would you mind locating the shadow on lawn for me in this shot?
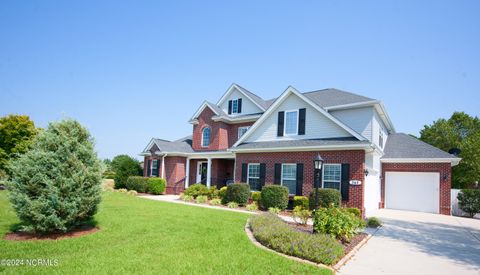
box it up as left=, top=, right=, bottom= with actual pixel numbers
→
left=377, top=217, right=480, bottom=268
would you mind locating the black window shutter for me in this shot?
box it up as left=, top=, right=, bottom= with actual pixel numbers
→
left=156, top=159, right=161, bottom=177
left=296, top=163, right=304, bottom=196
left=241, top=163, right=248, bottom=183
left=298, top=108, right=306, bottom=135
left=238, top=98, right=242, bottom=113
left=228, top=100, right=232, bottom=115
left=274, top=163, right=282, bottom=184
left=147, top=160, right=151, bottom=177
left=341, top=164, right=350, bottom=201
left=277, top=111, right=284, bottom=137
left=259, top=163, right=266, bottom=188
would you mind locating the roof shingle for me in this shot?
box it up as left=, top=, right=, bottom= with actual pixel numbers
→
left=382, top=133, right=456, bottom=159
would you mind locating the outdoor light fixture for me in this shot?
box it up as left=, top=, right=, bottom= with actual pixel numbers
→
left=313, top=154, right=324, bottom=215
left=364, top=169, right=369, bottom=177
left=443, top=172, right=449, bottom=181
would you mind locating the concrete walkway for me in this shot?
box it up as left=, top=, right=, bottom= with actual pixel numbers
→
left=339, top=209, right=480, bottom=275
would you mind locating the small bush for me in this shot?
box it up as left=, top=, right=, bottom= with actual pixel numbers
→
left=260, top=185, right=289, bottom=210
left=246, top=202, right=259, bottom=212
left=217, top=186, right=228, bottom=200
left=126, top=176, right=148, bottom=193
left=313, top=207, right=365, bottom=242
left=251, top=191, right=261, bottom=202
left=209, top=198, right=221, bottom=206
left=184, top=184, right=210, bottom=198
left=182, top=195, right=194, bottom=202
left=227, top=202, right=239, bottom=208
left=195, top=195, right=208, bottom=204
left=293, top=196, right=309, bottom=209
left=127, top=190, right=138, bottom=196
left=112, top=155, right=142, bottom=189
left=292, top=206, right=311, bottom=226
left=345, top=207, right=361, bottom=218
left=147, top=178, right=166, bottom=195
left=249, top=214, right=344, bottom=265
left=367, top=217, right=382, bottom=228
left=458, top=189, right=480, bottom=218
left=222, top=183, right=250, bottom=206
left=103, top=171, right=116, bottom=179
left=268, top=207, right=281, bottom=215
left=309, top=188, right=341, bottom=210
left=208, top=186, right=219, bottom=199
left=118, top=188, right=128, bottom=193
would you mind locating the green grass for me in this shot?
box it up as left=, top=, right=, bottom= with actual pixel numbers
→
left=0, top=191, right=331, bottom=274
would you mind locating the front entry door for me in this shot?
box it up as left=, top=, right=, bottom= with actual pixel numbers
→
left=197, top=162, right=208, bottom=185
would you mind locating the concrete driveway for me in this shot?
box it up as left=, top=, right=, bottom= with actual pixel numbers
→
left=339, top=209, right=480, bottom=275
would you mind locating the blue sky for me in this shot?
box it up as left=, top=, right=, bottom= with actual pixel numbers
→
left=1, top=1, right=479, bottom=160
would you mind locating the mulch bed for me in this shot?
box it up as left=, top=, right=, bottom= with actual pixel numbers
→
left=4, top=225, right=99, bottom=241
left=285, top=221, right=368, bottom=256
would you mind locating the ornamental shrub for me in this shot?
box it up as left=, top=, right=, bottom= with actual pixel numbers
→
left=195, top=195, right=208, bottom=204
left=313, top=206, right=365, bottom=242
left=181, top=195, right=194, bottom=202
left=127, top=190, right=138, bottom=196
left=222, top=183, right=250, bottom=206
left=126, top=176, right=148, bottom=193
left=7, top=119, right=102, bottom=234
left=292, top=206, right=311, bottom=226
left=309, top=188, right=341, bottom=210
left=367, top=217, right=382, bottom=228
left=251, top=191, right=261, bottom=202
left=227, top=201, right=239, bottom=208
left=209, top=198, right=221, bottom=206
left=293, top=196, right=309, bottom=209
left=345, top=207, right=362, bottom=218
left=268, top=207, right=281, bottom=215
left=246, top=202, right=259, bottom=211
left=249, top=214, right=344, bottom=265
left=260, top=185, right=289, bottom=210
left=217, top=186, right=228, bottom=200
left=458, top=189, right=480, bottom=217
left=184, top=183, right=210, bottom=198
left=147, top=178, right=166, bottom=195
left=111, top=155, right=142, bottom=189
left=208, top=186, right=218, bottom=199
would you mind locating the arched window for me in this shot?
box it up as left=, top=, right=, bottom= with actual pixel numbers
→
left=202, top=127, right=211, bottom=147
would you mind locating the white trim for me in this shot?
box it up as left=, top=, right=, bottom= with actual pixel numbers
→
left=161, top=154, right=167, bottom=179
left=284, top=109, right=299, bottom=136
left=232, top=98, right=240, bottom=114
left=189, top=101, right=220, bottom=122
left=185, top=158, right=190, bottom=188
left=212, top=114, right=261, bottom=124
left=233, top=86, right=367, bottom=147
left=206, top=158, right=212, bottom=188
left=381, top=158, right=461, bottom=166
left=230, top=143, right=372, bottom=153
left=238, top=126, right=250, bottom=140
left=281, top=163, right=297, bottom=195
left=324, top=100, right=380, bottom=111
left=216, top=83, right=266, bottom=112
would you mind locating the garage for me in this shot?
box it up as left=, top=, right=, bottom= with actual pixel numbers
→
left=385, top=172, right=440, bottom=214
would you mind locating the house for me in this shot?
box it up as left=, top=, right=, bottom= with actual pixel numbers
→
left=140, top=84, right=460, bottom=215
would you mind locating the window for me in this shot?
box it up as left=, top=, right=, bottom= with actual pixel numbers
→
left=201, top=127, right=210, bottom=147
left=238, top=126, right=250, bottom=139
left=284, top=110, right=298, bottom=135
left=232, top=99, right=239, bottom=114
left=281, top=164, right=297, bottom=195
left=323, top=164, right=341, bottom=190
left=247, top=163, right=261, bottom=191
left=151, top=159, right=159, bottom=177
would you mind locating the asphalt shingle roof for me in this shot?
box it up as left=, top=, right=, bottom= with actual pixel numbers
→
left=382, top=133, right=456, bottom=159
left=235, top=138, right=370, bottom=150
left=150, top=137, right=194, bottom=154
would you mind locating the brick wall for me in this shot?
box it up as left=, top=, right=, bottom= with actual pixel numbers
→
left=192, top=107, right=230, bottom=151
left=228, top=122, right=255, bottom=147
left=143, top=156, right=163, bottom=177
left=235, top=150, right=365, bottom=212
left=164, top=156, right=186, bottom=194
left=381, top=162, right=451, bottom=215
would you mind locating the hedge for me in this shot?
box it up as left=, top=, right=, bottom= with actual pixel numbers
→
left=250, top=214, right=344, bottom=265
left=260, top=185, right=289, bottom=210
left=293, top=196, right=309, bottom=209
left=147, top=178, right=166, bottom=195
left=309, top=188, right=341, bottom=210
left=184, top=183, right=210, bottom=198
left=222, top=183, right=250, bottom=206
left=126, top=176, right=148, bottom=193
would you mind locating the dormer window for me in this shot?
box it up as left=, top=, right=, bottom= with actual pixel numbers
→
left=202, top=127, right=211, bottom=147
left=228, top=98, right=242, bottom=115
left=284, top=110, right=299, bottom=136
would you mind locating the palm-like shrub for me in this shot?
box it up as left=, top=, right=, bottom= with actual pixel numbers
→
left=7, top=119, right=102, bottom=234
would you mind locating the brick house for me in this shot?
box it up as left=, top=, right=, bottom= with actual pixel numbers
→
left=140, top=84, right=460, bottom=215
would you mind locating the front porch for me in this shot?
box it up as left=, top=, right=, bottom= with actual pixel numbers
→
left=186, top=153, right=235, bottom=189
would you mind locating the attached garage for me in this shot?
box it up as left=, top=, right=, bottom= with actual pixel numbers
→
left=385, top=172, right=440, bottom=213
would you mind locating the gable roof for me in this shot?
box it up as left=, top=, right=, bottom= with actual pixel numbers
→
left=141, top=136, right=194, bottom=155
left=233, top=86, right=367, bottom=147
left=381, top=133, right=460, bottom=165
left=303, top=88, right=377, bottom=108
left=216, top=83, right=267, bottom=111
left=189, top=101, right=226, bottom=122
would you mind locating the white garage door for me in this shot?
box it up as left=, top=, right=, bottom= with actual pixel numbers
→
left=385, top=172, right=440, bottom=214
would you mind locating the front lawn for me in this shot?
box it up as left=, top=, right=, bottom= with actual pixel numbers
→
left=0, top=191, right=330, bottom=274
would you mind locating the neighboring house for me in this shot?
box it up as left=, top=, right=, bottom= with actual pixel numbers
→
left=140, top=84, right=460, bottom=215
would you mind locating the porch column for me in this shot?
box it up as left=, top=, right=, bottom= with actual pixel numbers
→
left=185, top=158, right=190, bottom=189
left=206, top=158, right=212, bottom=188
left=161, top=155, right=167, bottom=179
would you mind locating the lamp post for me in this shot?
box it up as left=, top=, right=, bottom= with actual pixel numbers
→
left=313, top=154, right=324, bottom=211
